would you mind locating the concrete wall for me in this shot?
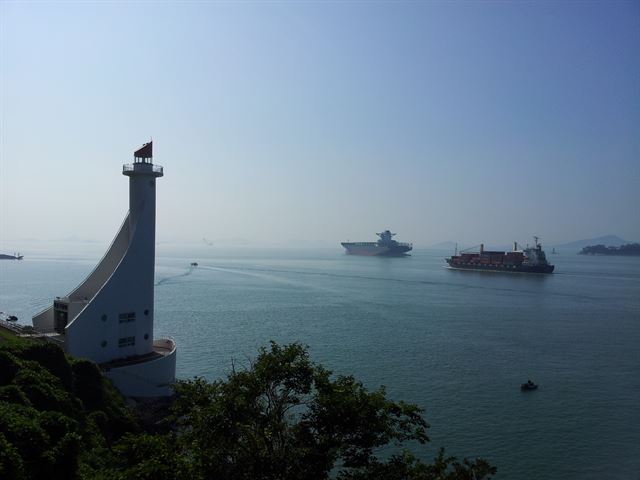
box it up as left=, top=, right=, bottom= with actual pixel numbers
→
left=105, top=338, right=177, bottom=397
left=65, top=169, right=158, bottom=364
left=32, top=215, right=130, bottom=332
left=68, top=215, right=131, bottom=301
left=32, top=308, right=54, bottom=331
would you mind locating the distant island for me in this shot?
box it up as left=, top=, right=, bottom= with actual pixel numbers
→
left=579, top=243, right=640, bottom=256
left=553, top=235, right=629, bottom=252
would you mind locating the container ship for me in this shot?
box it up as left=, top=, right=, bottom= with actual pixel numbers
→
left=341, top=230, right=412, bottom=256
left=446, top=237, right=554, bottom=273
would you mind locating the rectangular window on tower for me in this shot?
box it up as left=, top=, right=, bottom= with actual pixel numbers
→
left=118, top=312, right=136, bottom=323
left=118, top=336, right=136, bottom=348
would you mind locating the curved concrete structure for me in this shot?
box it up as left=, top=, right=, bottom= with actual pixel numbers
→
left=104, top=338, right=177, bottom=397
left=33, top=143, right=176, bottom=397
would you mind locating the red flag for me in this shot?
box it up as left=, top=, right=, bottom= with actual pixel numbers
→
left=134, top=141, right=152, bottom=159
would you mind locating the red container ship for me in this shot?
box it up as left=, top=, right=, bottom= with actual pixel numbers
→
left=446, top=237, right=554, bottom=274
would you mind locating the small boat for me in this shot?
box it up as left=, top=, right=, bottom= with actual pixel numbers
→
left=521, top=380, right=538, bottom=391
left=190, top=262, right=198, bottom=267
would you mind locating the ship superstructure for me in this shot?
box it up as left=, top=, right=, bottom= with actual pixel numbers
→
left=0, top=252, right=23, bottom=260
left=32, top=142, right=176, bottom=397
left=446, top=237, right=554, bottom=273
left=341, top=230, right=412, bottom=256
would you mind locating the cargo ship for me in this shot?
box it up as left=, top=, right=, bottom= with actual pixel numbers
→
left=341, top=230, right=412, bottom=256
left=446, top=237, right=554, bottom=273
left=0, top=252, right=23, bottom=260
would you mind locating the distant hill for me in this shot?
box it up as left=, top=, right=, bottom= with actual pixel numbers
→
left=552, top=235, right=630, bottom=252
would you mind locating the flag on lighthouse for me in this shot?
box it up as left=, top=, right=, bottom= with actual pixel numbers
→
left=134, top=141, right=153, bottom=160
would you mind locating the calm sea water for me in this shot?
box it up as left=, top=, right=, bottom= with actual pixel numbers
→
left=1, top=247, right=639, bottom=479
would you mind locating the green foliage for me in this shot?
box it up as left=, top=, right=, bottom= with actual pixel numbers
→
left=0, top=350, right=21, bottom=385
left=112, top=342, right=495, bottom=480
left=72, top=359, right=105, bottom=408
left=0, top=431, right=25, bottom=480
left=0, top=402, right=60, bottom=480
left=1, top=335, right=495, bottom=480
left=0, top=328, right=31, bottom=349
left=13, top=365, right=81, bottom=415
left=0, top=384, right=31, bottom=406
left=0, top=403, right=48, bottom=454
left=111, top=433, right=187, bottom=480
left=0, top=337, right=139, bottom=480
left=338, top=449, right=496, bottom=480
left=19, top=342, right=74, bottom=390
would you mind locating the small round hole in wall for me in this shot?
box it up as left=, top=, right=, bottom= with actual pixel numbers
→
left=144, top=333, right=149, bottom=340
left=101, top=314, right=107, bottom=322
left=101, top=340, right=107, bottom=347
left=144, top=309, right=149, bottom=316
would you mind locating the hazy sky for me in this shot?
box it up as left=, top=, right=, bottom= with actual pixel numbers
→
left=1, top=1, right=639, bottom=249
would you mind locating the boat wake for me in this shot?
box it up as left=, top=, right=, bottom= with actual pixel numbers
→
left=155, top=265, right=197, bottom=286
left=195, top=264, right=595, bottom=301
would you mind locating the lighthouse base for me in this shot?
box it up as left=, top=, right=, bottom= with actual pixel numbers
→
left=103, top=338, right=177, bottom=397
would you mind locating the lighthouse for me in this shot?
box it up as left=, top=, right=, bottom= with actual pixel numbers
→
left=33, top=142, right=176, bottom=397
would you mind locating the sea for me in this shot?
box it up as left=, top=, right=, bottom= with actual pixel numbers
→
left=1, top=246, right=639, bottom=479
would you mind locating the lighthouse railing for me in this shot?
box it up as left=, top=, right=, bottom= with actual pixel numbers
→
left=122, top=164, right=163, bottom=174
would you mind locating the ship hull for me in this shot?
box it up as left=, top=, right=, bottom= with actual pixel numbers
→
left=0, top=254, right=23, bottom=260
left=446, top=260, right=554, bottom=274
left=341, top=243, right=412, bottom=256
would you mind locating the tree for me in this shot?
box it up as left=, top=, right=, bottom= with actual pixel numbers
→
left=0, top=335, right=140, bottom=480
left=115, top=342, right=495, bottom=480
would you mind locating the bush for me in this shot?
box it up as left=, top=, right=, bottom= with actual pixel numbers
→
left=0, top=432, right=25, bottom=480
left=111, top=342, right=496, bottom=480
left=18, top=342, right=74, bottom=390
left=0, top=385, right=31, bottom=406
left=0, top=350, right=20, bottom=386
left=72, top=359, right=105, bottom=410
left=13, top=367, right=81, bottom=417
left=0, top=337, right=138, bottom=479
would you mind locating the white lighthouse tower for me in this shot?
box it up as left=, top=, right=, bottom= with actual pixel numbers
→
left=33, top=142, right=176, bottom=397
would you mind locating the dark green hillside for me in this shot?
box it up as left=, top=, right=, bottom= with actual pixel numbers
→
left=0, top=330, right=139, bottom=480
left=1, top=330, right=495, bottom=479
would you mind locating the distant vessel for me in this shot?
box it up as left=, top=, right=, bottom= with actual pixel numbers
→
left=0, top=312, right=18, bottom=322
left=521, top=380, right=538, bottom=391
left=446, top=237, right=554, bottom=274
left=552, top=248, right=558, bottom=254
left=0, top=252, right=23, bottom=260
left=341, top=230, right=412, bottom=256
